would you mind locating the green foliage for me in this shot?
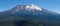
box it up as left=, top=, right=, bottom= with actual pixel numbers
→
left=0, top=23, right=15, bottom=26
left=27, top=19, right=43, bottom=26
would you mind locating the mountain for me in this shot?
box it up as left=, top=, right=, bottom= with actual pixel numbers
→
left=7, top=4, right=58, bottom=14
left=6, top=4, right=59, bottom=20
left=0, top=4, right=60, bottom=26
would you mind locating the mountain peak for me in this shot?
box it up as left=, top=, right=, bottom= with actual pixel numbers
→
left=8, top=4, right=43, bottom=14
left=15, top=4, right=42, bottom=11
left=26, top=4, right=42, bottom=11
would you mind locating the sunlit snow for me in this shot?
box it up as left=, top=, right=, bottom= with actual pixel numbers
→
left=13, top=4, right=42, bottom=14
left=26, top=4, right=42, bottom=11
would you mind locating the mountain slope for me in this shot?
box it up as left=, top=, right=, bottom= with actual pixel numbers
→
left=0, top=4, right=60, bottom=26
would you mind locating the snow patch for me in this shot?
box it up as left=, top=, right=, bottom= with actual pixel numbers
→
left=26, top=4, right=42, bottom=11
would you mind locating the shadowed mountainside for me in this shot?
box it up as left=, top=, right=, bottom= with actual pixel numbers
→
left=0, top=4, right=60, bottom=26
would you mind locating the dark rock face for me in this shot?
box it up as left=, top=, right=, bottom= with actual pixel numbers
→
left=14, top=20, right=44, bottom=26
left=14, top=20, right=28, bottom=26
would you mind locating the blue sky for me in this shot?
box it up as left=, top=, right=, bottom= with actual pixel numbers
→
left=0, top=0, right=60, bottom=13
